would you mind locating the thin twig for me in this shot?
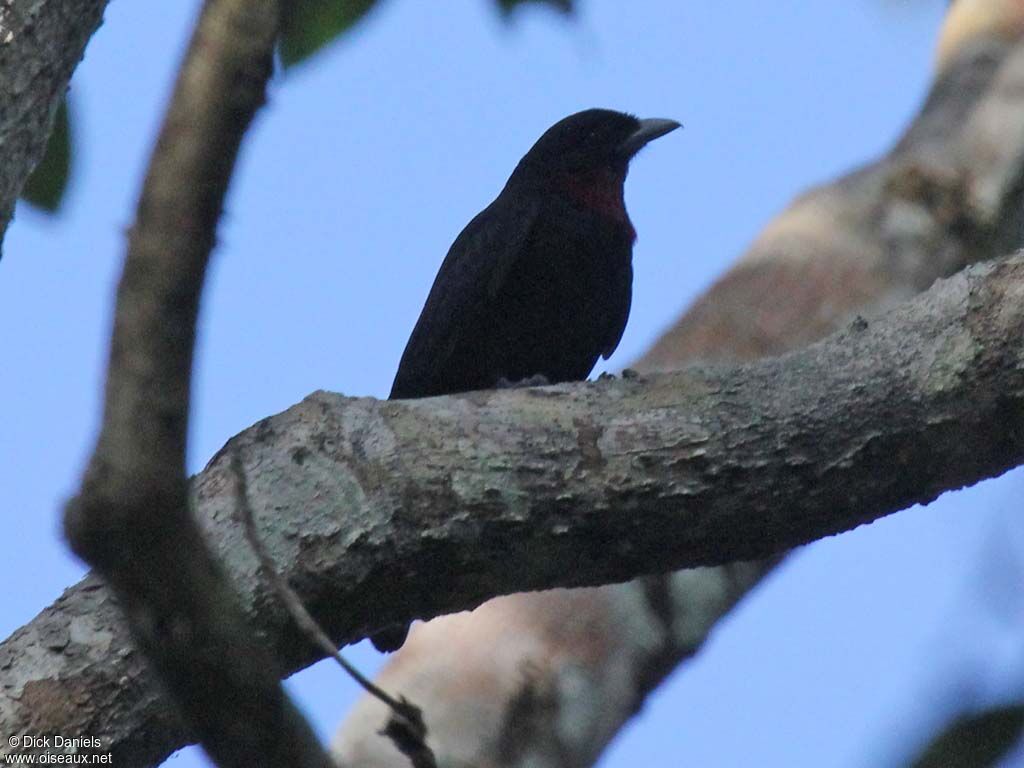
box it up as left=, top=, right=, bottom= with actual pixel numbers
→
left=230, top=447, right=436, bottom=768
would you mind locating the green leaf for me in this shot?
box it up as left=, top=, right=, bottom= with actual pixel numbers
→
left=496, top=0, right=575, bottom=16
left=280, top=0, right=378, bottom=68
left=22, top=96, right=72, bottom=213
left=912, top=705, right=1024, bottom=768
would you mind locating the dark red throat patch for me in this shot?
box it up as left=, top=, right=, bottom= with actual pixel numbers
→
left=557, top=167, right=636, bottom=242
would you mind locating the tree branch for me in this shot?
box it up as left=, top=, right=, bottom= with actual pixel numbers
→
left=0, top=0, right=108, bottom=247
left=7, top=243, right=1024, bottom=766
left=53, top=0, right=333, bottom=766
left=196, top=250, right=1024, bottom=633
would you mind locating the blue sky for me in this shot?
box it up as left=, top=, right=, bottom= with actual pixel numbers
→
left=2, top=1, right=1023, bottom=765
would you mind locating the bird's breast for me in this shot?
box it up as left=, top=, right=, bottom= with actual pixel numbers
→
left=480, top=203, right=633, bottom=383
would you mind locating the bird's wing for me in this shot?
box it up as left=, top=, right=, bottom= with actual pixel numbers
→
left=390, top=194, right=539, bottom=399
left=601, top=259, right=633, bottom=360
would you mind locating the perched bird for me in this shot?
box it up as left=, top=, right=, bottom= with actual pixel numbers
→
left=390, top=108, right=680, bottom=400
left=374, top=108, right=679, bottom=652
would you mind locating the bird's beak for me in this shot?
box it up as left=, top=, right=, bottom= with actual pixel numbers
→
left=620, top=118, right=682, bottom=157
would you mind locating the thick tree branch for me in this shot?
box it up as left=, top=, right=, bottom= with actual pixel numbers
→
left=0, top=0, right=108, bottom=247
left=199, top=250, right=1024, bottom=633
left=8, top=243, right=1024, bottom=765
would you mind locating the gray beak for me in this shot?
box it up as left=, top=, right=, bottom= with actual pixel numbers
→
left=620, top=117, right=682, bottom=157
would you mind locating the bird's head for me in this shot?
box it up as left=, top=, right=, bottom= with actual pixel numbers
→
left=510, top=109, right=681, bottom=186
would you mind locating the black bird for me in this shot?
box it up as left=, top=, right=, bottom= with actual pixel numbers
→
left=374, top=109, right=679, bottom=652
left=390, top=108, right=680, bottom=401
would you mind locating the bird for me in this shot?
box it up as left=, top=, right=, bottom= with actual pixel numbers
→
left=373, top=108, right=680, bottom=652
left=391, top=108, right=680, bottom=400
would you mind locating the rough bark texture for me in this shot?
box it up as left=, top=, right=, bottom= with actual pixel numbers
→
left=335, top=3, right=1024, bottom=765
left=176, top=256, right=1024, bottom=612
left=0, top=0, right=108, bottom=248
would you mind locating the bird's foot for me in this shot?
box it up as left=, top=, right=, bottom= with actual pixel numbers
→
left=496, top=374, right=551, bottom=389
